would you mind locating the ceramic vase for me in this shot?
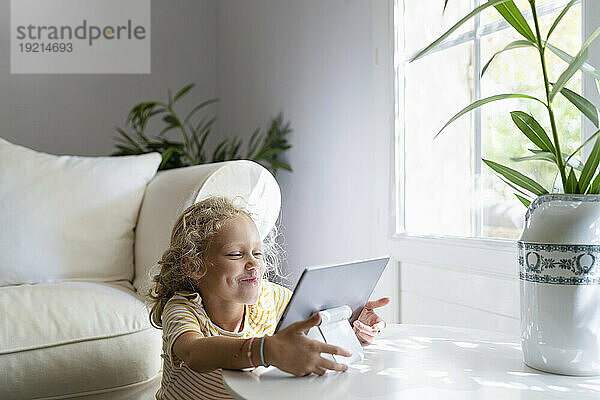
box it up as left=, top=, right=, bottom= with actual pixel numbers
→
left=519, top=194, right=600, bottom=375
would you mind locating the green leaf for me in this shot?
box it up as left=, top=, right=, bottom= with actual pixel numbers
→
left=227, top=138, right=242, bottom=160
left=579, top=133, right=600, bottom=193
left=515, top=194, right=531, bottom=208
left=560, top=87, right=599, bottom=127
left=193, top=117, right=215, bottom=159
left=483, top=159, right=549, bottom=196
left=126, top=102, right=144, bottom=124
left=481, top=40, right=535, bottom=77
left=194, top=116, right=217, bottom=134
left=511, top=152, right=556, bottom=164
left=269, top=158, right=292, bottom=172
left=497, top=174, right=535, bottom=198
left=159, top=148, right=176, bottom=170
left=546, top=43, right=600, bottom=81
left=443, top=0, right=449, bottom=13
left=115, top=128, right=143, bottom=152
left=158, top=125, right=179, bottom=136
left=211, top=140, right=228, bottom=162
left=436, top=94, right=544, bottom=138
left=114, top=144, right=141, bottom=155
left=173, top=84, right=194, bottom=102
left=249, top=114, right=292, bottom=171
left=159, top=138, right=184, bottom=148
left=524, top=149, right=584, bottom=171
left=566, top=129, right=600, bottom=166
left=565, top=168, right=578, bottom=193
left=493, top=1, right=536, bottom=42
left=163, top=114, right=179, bottom=126
left=550, top=26, right=600, bottom=100
left=410, top=0, right=512, bottom=62
left=247, top=128, right=262, bottom=158
left=510, top=111, right=555, bottom=152
left=133, top=128, right=152, bottom=146
left=127, top=102, right=158, bottom=127
left=146, top=109, right=166, bottom=121
left=589, top=173, right=600, bottom=194
left=550, top=48, right=589, bottom=101
left=184, top=98, right=219, bottom=124
left=546, top=0, right=577, bottom=41
left=254, top=147, right=281, bottom=160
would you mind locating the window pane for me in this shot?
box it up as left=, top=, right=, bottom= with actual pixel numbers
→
left=404, top=42, right=475, bottom=236
left=404, top=0, right=473, bottom=57
left=480, top=5, right=581, bottom=239
left=399, top=1, right=582, bottom=239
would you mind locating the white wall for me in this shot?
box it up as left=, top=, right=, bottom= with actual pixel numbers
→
left=395, top=240, right=521, bottom=336
left=0, top=0, right=217, bottom=156
left=216, top=0, right=398, bottom=323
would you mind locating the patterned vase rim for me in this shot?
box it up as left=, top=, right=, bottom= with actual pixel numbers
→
left=517, top=241, right=600, bottom=247
left=525, top=194, right=600, bottom=223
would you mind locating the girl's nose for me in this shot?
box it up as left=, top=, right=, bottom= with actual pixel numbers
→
left=245, top=262, right=258, bottom=273
left=245, top=254, right=260, bottom=269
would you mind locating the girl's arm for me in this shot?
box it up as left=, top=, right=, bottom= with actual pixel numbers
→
left=173, top=333, right=255, bottom=373
left=173, top=313, right=351, bottom=376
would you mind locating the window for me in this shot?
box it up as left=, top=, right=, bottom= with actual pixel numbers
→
left=395, top=0, right=584, bottom=240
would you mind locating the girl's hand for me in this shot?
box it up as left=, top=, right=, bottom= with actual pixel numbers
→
left=353, top=297, right=390, bottom=345
left=265, top=313, right=352, bottom=376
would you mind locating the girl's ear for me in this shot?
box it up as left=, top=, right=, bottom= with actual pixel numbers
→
left=180, top=256, right=205, bottom=280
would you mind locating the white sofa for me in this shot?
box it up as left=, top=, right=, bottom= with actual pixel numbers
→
left=0, top=138, right=281, bottom=400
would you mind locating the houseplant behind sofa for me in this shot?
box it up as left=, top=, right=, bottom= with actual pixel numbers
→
left=111, top=83, right=293, bottom=176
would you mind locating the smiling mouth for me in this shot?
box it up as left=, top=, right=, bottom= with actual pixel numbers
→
left=240, top=276, right=259, bottom=285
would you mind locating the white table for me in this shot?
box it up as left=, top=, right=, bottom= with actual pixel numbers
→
left=222, top=324, right=600, bottom=399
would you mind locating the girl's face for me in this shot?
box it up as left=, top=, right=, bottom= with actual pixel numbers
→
left=197, top=214, right=265, bottom=305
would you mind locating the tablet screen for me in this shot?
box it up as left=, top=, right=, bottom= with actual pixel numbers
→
left=275, top=256, right=389, bottom=332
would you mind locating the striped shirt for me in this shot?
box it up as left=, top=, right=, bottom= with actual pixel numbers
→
left=156, top=281, right=292, bottom=400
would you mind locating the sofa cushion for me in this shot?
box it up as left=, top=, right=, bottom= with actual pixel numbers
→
left=0, top=137, right=161, bottom=286
left=0, top=282, right=162, bottom=399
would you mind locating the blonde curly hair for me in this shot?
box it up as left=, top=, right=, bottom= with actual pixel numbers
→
left=147, top=196, right=285, bottom=328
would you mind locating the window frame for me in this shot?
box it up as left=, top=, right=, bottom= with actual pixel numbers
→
left=391, top=0, right=594, bottom=275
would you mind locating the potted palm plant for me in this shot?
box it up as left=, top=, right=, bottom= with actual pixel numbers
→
left=112, top=83, right=292, bottom=176
left=412, top=0, right=600, bottom=375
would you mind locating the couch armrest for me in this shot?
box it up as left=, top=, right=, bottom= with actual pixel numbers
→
left=133, top=160, right=281, bottom=294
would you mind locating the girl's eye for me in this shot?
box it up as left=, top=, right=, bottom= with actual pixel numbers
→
left=226, top=252, right=262, bottom=258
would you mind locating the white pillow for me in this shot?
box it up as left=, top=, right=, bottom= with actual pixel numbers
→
left=0, top=137, right=161, bottom=286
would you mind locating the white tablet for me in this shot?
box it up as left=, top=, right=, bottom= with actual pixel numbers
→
left=275, top=256, right=390, bottom=332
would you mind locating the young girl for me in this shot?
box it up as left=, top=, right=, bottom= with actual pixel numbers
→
left=148, top=196, right=389, bottom=400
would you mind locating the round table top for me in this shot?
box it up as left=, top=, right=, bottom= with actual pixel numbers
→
left=222, top=324, right=600, bottom=399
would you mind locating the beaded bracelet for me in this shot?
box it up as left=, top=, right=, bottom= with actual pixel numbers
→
left=259, top=335, right=269, bottom=367
left=247, top=337, right=256, bottom=368
left=234, top=338, right=250, bottom=359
